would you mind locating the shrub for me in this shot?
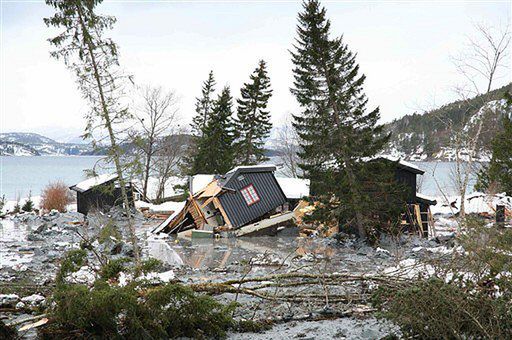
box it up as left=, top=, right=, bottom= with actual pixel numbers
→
left=0, top=320, right=17, bottom=340
left=41, top=282, right=236, bottom=339
left=99, top=258, right=130, bottom=281
left=22, top=191, right=34, bottom=212
left=0, top=195, right=5, bottom=214
left=374, top=219, right=512, bottom=339
left=97, top=220, right=122, bottom=244
left=140, top=258, right=163, bottom=274
left=40, top=181, right=73, bottom=213
left=55, top=249, right=88, bottom=285
left=374, top=278, right=512, bottom=339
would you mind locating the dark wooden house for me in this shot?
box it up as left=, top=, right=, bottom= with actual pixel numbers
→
left=70, top=174, right=135, bottom=215
left=156, top=165, right=289, bottom=234
left=378, top=156, right=437, bottom=237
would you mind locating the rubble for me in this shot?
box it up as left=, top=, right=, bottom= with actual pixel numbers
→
left=1, top=198, right=510, bottom=338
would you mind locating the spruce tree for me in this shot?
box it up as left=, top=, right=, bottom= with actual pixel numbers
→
left=192, top=86, right=235, bottom=174
left=290, top=0, right=390, bottom=239
left=476, top=93, right=512, bottom=195
left=234, top=60, right=273, bottom=165
left=191, top=71, right=216, bottom=137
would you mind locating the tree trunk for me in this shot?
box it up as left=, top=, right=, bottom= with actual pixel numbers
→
left=344, top=164, right=367, bottom=239
left=76, top=4, right=140, bottom=268
left=142, top=140, right=153, bottom=201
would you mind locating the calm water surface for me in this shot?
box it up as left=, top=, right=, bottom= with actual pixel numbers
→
left=0, top=157, right=475, bottom=200
left=0, top=156, right=104, bottom=199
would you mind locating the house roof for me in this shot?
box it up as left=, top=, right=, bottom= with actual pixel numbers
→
left=191, top=169, right=310, bottom=201
left=218, top=165, right=277, bottom=187
left=132, top=176, right=187, bottom=201
left=378, top=155, right=425, bottom=175
left=191, top=174, right=215, bottom=195
left=416, top=192, right=437, bottom=205
left=69, top=174, right=118, bottom=193
left=275, top=177, right=310, bottom=199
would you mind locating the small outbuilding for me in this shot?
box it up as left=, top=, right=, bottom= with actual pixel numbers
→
left=70, top=174, right=135, bottom=215
left=377, top=156, right=437, bottom=236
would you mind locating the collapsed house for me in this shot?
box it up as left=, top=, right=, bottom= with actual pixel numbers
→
left=70, top=174, right=136, bottom=215
left=154, top=165, right=310, bottom=237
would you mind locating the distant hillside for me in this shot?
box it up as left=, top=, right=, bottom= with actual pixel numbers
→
left=0, top=132, right=196, bottom=157
left=0, top=132, right=94, bottom=156
left=0, top=132, right=56, bottom=145
left=384, top=84, right=511, bottom=161
left=0, top=140, right=40, bottom=156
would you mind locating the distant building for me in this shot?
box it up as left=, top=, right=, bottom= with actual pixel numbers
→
left=70, top=174, right=135, bottom=215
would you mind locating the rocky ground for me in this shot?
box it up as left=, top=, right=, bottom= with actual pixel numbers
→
left=1, top=209, right=460, bottom=339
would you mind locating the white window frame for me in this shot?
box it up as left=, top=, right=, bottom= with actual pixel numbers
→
left=240, top=184, right=260, bottom=206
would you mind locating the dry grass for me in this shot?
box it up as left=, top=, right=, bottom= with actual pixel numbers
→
left=40, top=181, right=73, bottom=213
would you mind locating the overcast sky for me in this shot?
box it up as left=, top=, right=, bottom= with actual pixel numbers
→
left=1, top=0, right=510, bottom=142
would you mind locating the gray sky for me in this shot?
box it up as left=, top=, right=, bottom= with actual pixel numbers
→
left=1, top=0, right=510, bottom=142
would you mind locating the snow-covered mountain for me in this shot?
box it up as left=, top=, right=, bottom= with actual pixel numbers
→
left=0, top=141, right=40, bottom=156
left=384, top=84, right=511, bottom=161
left=0, top=132, right=94, bottom=156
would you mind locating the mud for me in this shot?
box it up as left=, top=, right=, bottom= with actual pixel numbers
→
left=1, top=210, right=455, bottom=339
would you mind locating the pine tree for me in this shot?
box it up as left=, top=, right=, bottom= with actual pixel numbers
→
left=234, top=60, right=273, bottom=165
left=476, top=92, right=512, bottom=195
left=191, top=71, right=216, bottom=137
left=45, top=0, right=140, bottom=265
left=183, top=72, right=217, bottom=174
left=192, top=86, right=235, bottom=174
left=290, top=0, right=390, bottom=239
left=22, top=191, right=34, bottom=212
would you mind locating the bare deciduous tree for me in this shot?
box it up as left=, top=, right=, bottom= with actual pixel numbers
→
left=133, top=86, right=179, bottom=201
left=275, top=117, right=301, bottom=178
left=452, top=23, right=510, bottom=96
left=153, top=133, right=188, bottom=202
left=447, top=22, right=510, bottom=221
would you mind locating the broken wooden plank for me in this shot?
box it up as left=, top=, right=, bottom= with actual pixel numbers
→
left=233, top=211, right=295, bottom=237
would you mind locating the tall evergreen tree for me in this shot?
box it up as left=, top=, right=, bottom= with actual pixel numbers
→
left=191, top=71, right=216, bottom=137
left=476, top=92, right=512, bottom=195
left=290, top=0, right=391, bottom=239
left=192, top=86, right=235, bottom=174
left=234, top=60, right=273, bottom=164
left=183, top=71, right=217, bottom=174
left=45, top=0, right=141, bottom=264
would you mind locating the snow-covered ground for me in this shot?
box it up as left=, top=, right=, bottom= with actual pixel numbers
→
left=431, top=192, right=512, bottom=216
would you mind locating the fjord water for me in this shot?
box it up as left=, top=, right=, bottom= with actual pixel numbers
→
left=0, top=156, right=104, bottom=200
left=0, top=156, right=476, bottom=200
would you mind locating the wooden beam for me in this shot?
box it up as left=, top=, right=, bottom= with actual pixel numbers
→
left=213, top=197, right=232, bottom=228
left=233, top=211, right=294, bottom=237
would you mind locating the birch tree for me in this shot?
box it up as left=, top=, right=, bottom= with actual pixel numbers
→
left=275, top=117, right=301, bottom=178
left=45, top=0, right=141, bottom=265
left=448, top=23, right=510, bottom=220
left=133, top=85, right=179, bottom=201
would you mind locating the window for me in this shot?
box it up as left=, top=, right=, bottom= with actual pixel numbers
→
left=240, top=184, right=260, bottom=206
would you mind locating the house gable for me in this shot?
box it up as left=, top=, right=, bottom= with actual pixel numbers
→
left=218, top=167, right=287, bottom=229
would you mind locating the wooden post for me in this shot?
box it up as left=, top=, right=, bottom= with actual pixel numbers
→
left=496, top=204, right=505, bottom=227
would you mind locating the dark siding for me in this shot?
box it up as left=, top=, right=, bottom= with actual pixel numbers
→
left=395, top=168, right=417, bottom=203
left=219, top=172, right=287, bottom=228
left=76, top=185, right=134, bottom=215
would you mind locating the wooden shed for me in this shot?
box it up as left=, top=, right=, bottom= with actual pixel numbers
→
left=377, top=156, right=437, bottom=237
left=70, top=174, right=135, bottom=215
